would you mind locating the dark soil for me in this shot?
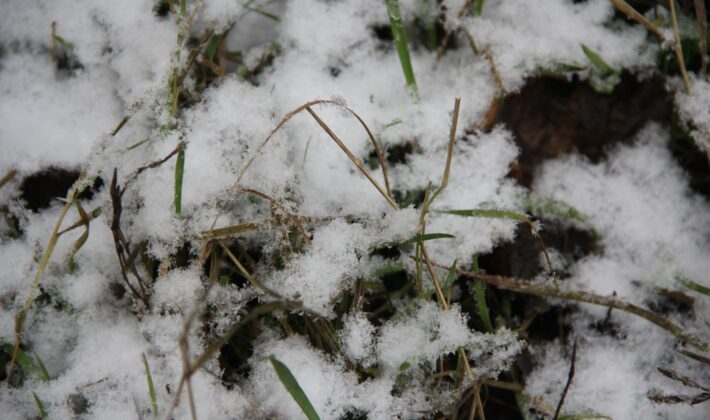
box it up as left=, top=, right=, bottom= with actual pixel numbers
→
left=495, top=73, right=671, bottom=187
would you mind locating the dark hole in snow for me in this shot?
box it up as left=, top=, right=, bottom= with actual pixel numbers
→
left=363, top=294, right=396, bottom=327
left=109, top=281, right=126, bottom=301
left=454, top=380, right=525, bottom=420
left=525, top=305, right=572, bottom=342
left=647, top=289, right=694, bottom=315
left=477, top=219, right=596, bottom=281
left=369, top=245, right=401, bottom=260
left=496, top=73, right=671, bottom=187
left=386, top=142, right=414, bottom=165
left=339, top=408, right=368, bottom=420
left=172, top=242, right=195, bottom=270
left=393, top=189, right=425, bottom=209
left=217, top=298, right=261, bottom=385
left=370, top=24, right=393, bottom=42
left=381, top=268, right=408, bottom=293
left=669, top=124, right=710, bottom=199
left=19, top=168, right=103, bottom=212
left=153, top=0, right=170, bottom=18
left=67, top=392, right=90, bottom=415
left=55, top=49, right=83, bottom=75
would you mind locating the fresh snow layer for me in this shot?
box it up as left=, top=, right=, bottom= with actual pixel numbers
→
left=1, top=1, right=708, bottom=419
left=534, top=124, right=710, bottom=303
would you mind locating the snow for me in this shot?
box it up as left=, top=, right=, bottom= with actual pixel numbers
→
left=1, top=0, right=709, bottom=419
left=377, top=301, right=522, bottom=375
left=675, top=75, right=710, bottom=151
left=445, top=0, right=657, bottom=91
left=533, top=124, right=710, bottom=302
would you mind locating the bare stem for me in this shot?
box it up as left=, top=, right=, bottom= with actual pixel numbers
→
left=435, top=262, right=708, bottom=351
left=668, top=0, right=693, bottom=93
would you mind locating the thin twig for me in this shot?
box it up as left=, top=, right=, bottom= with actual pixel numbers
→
left=431, top=97, right=461, bottom=203
left=434, top=0, right=477, bottom=66
left=0, top=169, right=17, bottom=190
left=8, top=172, right=85, bottom=383
left=187, top=301, right=303, bottom=375
left=474, top=384, right=486, bottom=420
left=234, top=99, right=396, bottom=208
left=677, top=349, right=710, bottom=365
left=553, top=339, right=578, bottom=420
left=217, top=240, right=284, bottom=299
left=694, top=0, right=707, bottom=73
left=657, top=367, right=710, bottom=392
left=430, top=261, right=708, bottom=351
left=421, top=243, right=449, bottom=310
left=305, top=106, right=398, bottom=209
left=122, top=144, right=182, bottom=193
left=240, top=188, right=312, bottom=245
left=164, top=242, right=219, bottom=420
left=416, top=183, right=433, bottom=295
left=668, top=0, right=693, bottom=94
left=110, top=116, right=130, bottom=137
left=609, top=0, right=666, bottom=39
left=481, top=379, right=525, bottom=392
left=110, top=170, right=150, bottom=306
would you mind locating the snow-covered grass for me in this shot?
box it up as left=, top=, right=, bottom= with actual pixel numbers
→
left=1, top=1, right=709, bottom=419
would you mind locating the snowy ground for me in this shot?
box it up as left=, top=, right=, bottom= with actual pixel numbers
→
left=1, top=1, right=709, bottom=419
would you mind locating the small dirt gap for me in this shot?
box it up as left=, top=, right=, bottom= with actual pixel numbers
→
left=495, top=73, right=671, bottom=187
left=19, top=167, right=103, bottom=212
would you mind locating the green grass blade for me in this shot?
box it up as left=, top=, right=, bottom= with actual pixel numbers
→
left=581, top=44, right=617, bottom=75
left=384, top=0, right=418, bottom=100
left=475, top=0, right=485, bottom=16
left=442, top=259, right=458, bottom=301
left=174, top=143, right=185, bottom=215
left=399, top=232, right=455, bottom=245
left=52, top=34, right=74, bottom=50
left=240, top=0, right=280, bottom=21
left=437, top=208, right=528, bottom=222
left=268, top=356, right=321, bottom=420
left=472, top=255, right=494, bottom=333
left=142, top=353, right=158, bottom=416
left=33, top=352, right=50, bottom=382
left=676, top=274, right=710, bottom=296
left=33, top=392, right=48, bottom=418
left=371, top=232, right=455, bottom=250
left=1, top=344, right=37, bottom=377
left=524, top=197, right=587, bottom=223
left=371, top=262, right=406, bottom=278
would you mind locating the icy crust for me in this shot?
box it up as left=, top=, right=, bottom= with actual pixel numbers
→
left=533, top=124, right=710, bottom=303
left=674, top=75, right=710, bottom=151
left=445, top=0, right=657, bottom=91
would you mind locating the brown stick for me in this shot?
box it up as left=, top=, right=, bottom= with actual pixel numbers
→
left=694, top=0, right=707, bottom=74
left=305, top=107, right=399, bottom=209
left=553, top=339, right=578, bottom=420
left=234, top=99, right=396, bottom=208
left=0, top=169, right=17, bottom=190
left=609, top=0, right=666, bottom=39
left=431, top=261, right=708, bottom=351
